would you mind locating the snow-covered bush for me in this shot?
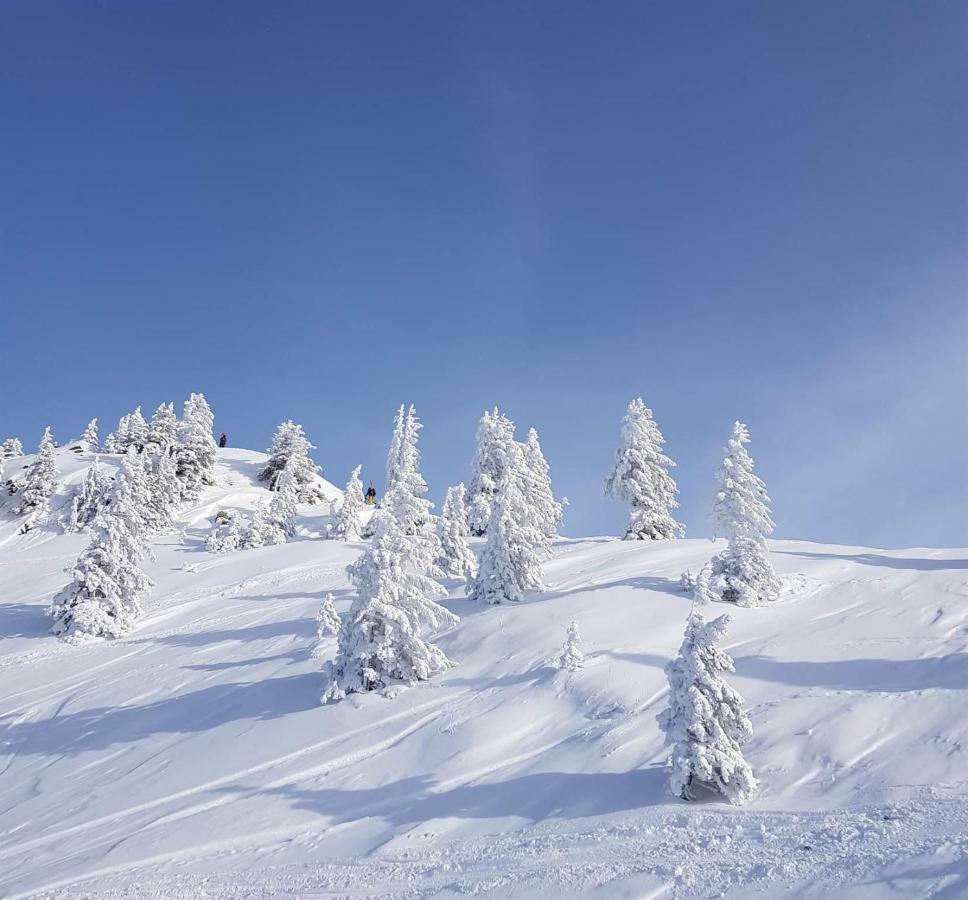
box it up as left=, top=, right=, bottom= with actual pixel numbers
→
left=311, top=592, right=341, bottom=658
left=50, top=458, right=154, bottom=641
left=321, top=511, right=458, bottom=702
left=658, top=567, right=758, bottom=804
left=679, top=569, right=696, bottom=592
left=1, top=437, right=24, bottom=459
left=706, top=421, right=780, bottom=607
left=604, top=398, right=684, bottom=541
left=466, top=407, right=516, bottom=536
left=16, top=427, right=58, bottom=529
left=174, top=393, right=217, bottom=502
left=557, top=620, right=584, bottom=671
left=332, top=465, right=364, bottom=541
left=206, top=510, right=243, bottom=553
left=64, top=457, right=110, bottom=534
left=259, top=420, right=325, bottom=503
left=436, top=484, right=476, bottom=579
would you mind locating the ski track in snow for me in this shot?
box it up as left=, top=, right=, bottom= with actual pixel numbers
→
left=0, top=447, right=966, bottom=898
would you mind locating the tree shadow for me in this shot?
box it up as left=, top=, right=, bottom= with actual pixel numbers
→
left=547, top=575, right=687, bottom=603
left=1, top=672, right=321, bottom=757
left=249, top=766, right=668, bottom=827
left=776, top=550, right=968, bottom=571
left=141, top=618, right=316, bottom=648
left=0, top=603, right=50, bottom=639
left=734, top=653, right=968, bottom=692
left=595, top=649, right=669, bottom=670
left=184, top=650, right=305, bottom=671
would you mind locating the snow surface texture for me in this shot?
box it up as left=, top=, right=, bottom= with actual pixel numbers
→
left=0, top=445, right=966, bottom=898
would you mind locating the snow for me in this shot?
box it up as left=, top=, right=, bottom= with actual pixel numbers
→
left=0, top=445, right=966, bottom=897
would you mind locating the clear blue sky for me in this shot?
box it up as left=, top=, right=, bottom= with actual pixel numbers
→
left=2, top=2, right=965, bottom=547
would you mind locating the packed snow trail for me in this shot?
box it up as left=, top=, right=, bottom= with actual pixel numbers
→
left=0, top=447, right=966, bottom=897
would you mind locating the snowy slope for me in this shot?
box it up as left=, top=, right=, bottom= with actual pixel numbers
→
left=0, top=445, right=966, bottom=898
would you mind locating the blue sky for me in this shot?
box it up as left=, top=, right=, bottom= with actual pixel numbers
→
left=2, top=2, right=965, bottom=547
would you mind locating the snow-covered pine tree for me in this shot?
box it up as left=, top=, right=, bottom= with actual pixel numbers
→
left=321, top=510, right=458, bottom=702
left=206, top=510, right=243, bottom=553
left=265, top=458, right=300, bottom=543
left=333, top=465, right=364, bottom=541
left=259, top=420, right=325, bottom=503
left=706, top=421, right=781, bottom=607
left=382, top=406, right=434, bottom=535
left=174, top=393, right=217, bottom=502
left=385, top=404, right=406, bottom=492
left=679, top=569, right=696, bottom=592
left=241, top=501, right=270, bottom=549
left=311, top=592, right=341, bottom=658
left=1, top=437, right=24, bottom=459
left=658, top=565, right=758, bottom=804
left=521, top=427, right=563, bottom=539
left=77, top=419, right=99, bottom=454
left=102, top=413, right=129, bottom=454
left=435, top=484, right=476, bottom=579
left=557, top=620, right=585, bottom=671
left=466, top=407, right=516, bottom=536
left=604, top=398, right=685, bottom=541
left=64, top=457, right=110, bottom=533
left=146, top=402, right=178, bottom=451
left=50, top=458, right=155, bottom=641
left=142, top=446, right=180, bottom=534
left=127, top=406, right=148, bottom=452
left=16, top=427, right=58, bottom=528
left=467, top=444, right=550, bottom=604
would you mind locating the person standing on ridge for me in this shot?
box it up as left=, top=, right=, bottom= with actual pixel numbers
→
left=219, top=432, right=227, bottom=448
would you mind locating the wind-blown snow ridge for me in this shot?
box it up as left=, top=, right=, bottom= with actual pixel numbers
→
left=0, top=445, right=965, bottom=898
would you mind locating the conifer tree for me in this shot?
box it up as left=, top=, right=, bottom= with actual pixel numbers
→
left=311, top=592, right=341, bottom=658
left=706, top=421, right=781, bottom=607
left=333, top=465, right=364, bottom=541
left=467, top=445, right=550, bottom=604
left=241, top=502, right=270, bottom=549
left=50, top=459, right=154, bottom=641
left=174, top=393, right=217, bottom=501
left=206, top=510, right=243, bottom=553
left=557, top=620, right=584, bottom=671
left=385, top=404, right=407, bottom=492
left=16, top=427, right=58, bottom=528
left=103, top=413, right=129, bottom=454
left=78, top=419, right=99, bottom=454
left=436, top=484, right=476, bottom=579
left=147, top=402, right=178, bottom=451
left=604, top=398, right=684, bottom=541
left=1, top=437, right=24, bottom=459
left=321, top=511, right=457, bottom=702
left=64, top=457, right=110, bottom=533
left=265, top=459, right=300, bottom=543
left=259, top=420, right=325, bottom=503
left=127, top=406, right=149, bottom=452
left=466, top=407, right=516, bottom=536
left=521, top=428, right=563, bottom=539
left=142, top=447, right=180, bottom=533
left=658, top=566, right=758, bottom=804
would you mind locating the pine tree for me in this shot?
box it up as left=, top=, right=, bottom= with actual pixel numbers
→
left=467, top=445, right=550, bottom=604
left=385, top=404, right=407, bottom=492
left=64, top=457, right=110, bottom=533
left=265, top=459, right=300, bottom=543
left=466, top=407, right=516, bottom=536
left=77, top=419, right=99, bottom=454
left=521, top=428, right=563, bottom=539
left=50, top=459, right=154, bottom=641
left=103, top=413, right=129, bottom=454
left=206, top=510, right=243, bottom=553
left=604, top=398, right=684, bottom=541
left=658, top=566, right=758, bottom=805
left=174, top=393, right=217, bottom=502
left=241, top=502, right=270, bottom=549
left=1, top=437, right=24, bottom=459
left=333, top=465, right=364, bottom=541
left=436, top=484, right=476, bottom=579
left=706, top=421, right=781, bottom=607
left=16, top=427, right=58, bottom=528
left=259, top=420, right=325, bottom=503
left=142, top=447, right=180, bottom=533
left=147, top=402, right=178, bottom=451
left=311, top=592, right=341, bottom=658
left=382, top=405, right=435, bottom=536
left=557, top=620, right=585, bottom=671
left=127, top=406, right=149, bottom=452
left=321, top=511, right=457, bottom=702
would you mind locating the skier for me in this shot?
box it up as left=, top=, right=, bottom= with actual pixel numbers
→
left=219, top=432, right=227, bottom=448
left=365, top=484, right=377, bottom=505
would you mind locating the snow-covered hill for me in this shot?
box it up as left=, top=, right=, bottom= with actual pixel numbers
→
left=1, top=445, right=966, bottom=898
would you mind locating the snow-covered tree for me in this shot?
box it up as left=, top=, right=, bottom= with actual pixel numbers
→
left=127, top=406, right=148, bottom=451
left=265, top=459, right=300, bottom=542
left=64, top=457, right=110, bottom=533
left=521, top=427, right=563, bottom=538
left=16, top=427, right=58, bottom=528
left=321, top=510, right=458, bottom=702
left=706, top=421, right=781, bottom=607
left=76, top=419, right=99, bottom=454
left=142, top=447, right=181, bottom=534
left=466, top=407, right=516, bottom=536
left=241, top=502, right=270, bottom=549
left=259, top=420, right=325, bottom=503
left=467, top=444, right=550, bottom=604
left=332, top=465, right=364, bottom=541
left=174, top=393, right=217, bottom=501
left=435, top=484, right=476, bottom=579
left=658, top=567, right=758, bottom=805
left=557, top=620, right=584, bottom=671
left=311, top=592, right=341, bottom=658
left=206, top=510, right=243, bottom=553
left=146, top=402, right=178, bottom=451
left=50, top=458, right=154, bottom=641
left=382, top=406, right=434, bottom=535
left=604, top=398, right=684, bottom=541
left=679, top=569, right=696, bottom=592
left=102, top=413, right=129, bottom=454
left=1, top=437, right=24, bottom=459
left=385, top=404, right=407, bottom=492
